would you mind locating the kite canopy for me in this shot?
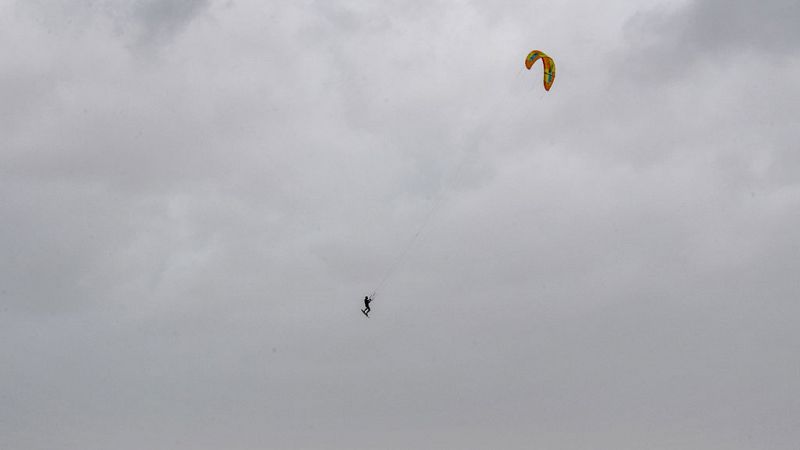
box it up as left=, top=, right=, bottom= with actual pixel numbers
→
left=525, top=50, right=556, bottom=91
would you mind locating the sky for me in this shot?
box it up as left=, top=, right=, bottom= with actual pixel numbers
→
left=1, top=0, right=799, bottom=448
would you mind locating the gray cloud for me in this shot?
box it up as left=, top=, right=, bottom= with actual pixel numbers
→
left=625, top=0, right=800, bottom=79
left=131, top=0, right=210, bottom=45
left=15, top=0, right=210, bottom=50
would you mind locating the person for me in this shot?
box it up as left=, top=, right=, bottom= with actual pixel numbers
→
left=361, top=295, right=373, bottom=317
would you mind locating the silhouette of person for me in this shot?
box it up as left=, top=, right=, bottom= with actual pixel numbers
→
left=362, top=296, right=372, bottom=317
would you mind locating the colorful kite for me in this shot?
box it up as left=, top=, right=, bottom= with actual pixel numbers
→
left=525, top=50, right=556, bottom=91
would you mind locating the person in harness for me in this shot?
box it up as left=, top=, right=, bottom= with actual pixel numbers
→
left=361, top=295, right=373, bottom=317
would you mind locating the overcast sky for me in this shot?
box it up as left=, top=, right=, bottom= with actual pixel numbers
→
left=2, top=0, right=799, bottom=448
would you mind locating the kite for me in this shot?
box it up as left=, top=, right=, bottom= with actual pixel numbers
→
left=525, top=50, right=556, bottom=91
